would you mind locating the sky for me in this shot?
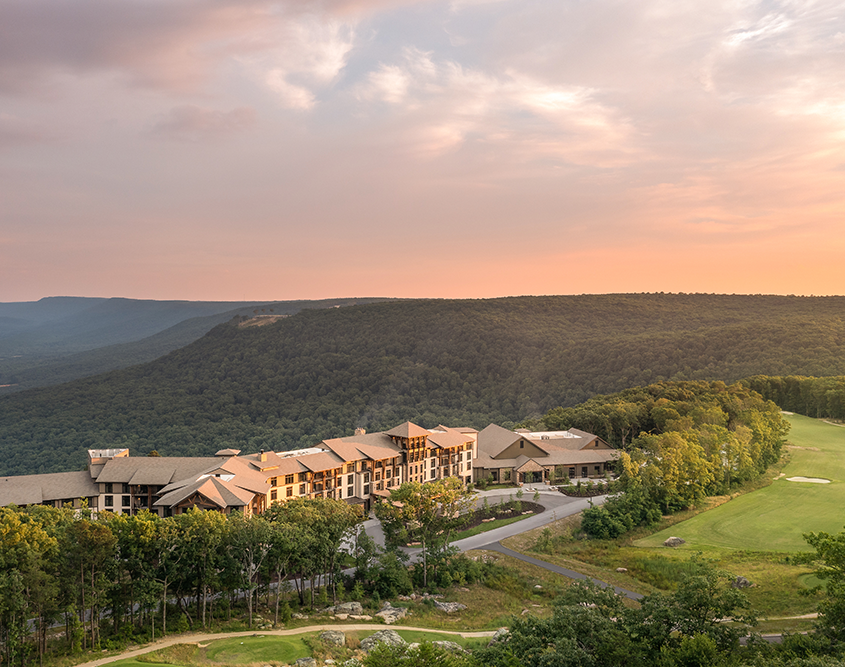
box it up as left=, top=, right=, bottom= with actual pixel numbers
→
left=1, top=0, right=844, bottom=302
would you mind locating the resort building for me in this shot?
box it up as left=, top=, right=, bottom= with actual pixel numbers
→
left=472, top=424, right=617, bottom=485
left=0, top=421, right=479, bottom=516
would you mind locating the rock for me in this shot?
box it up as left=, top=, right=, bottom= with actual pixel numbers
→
left=295, top=659, right=317, bottom=667
left=380, top=601, right=392, bottom=610
left=361, top=629, right=407, bottom=652
left=534, top=585, right=542, bottom=589
left=292, top=613, right=309, bottom=620
left=326, top=601, right=363, bottom=615
left=732, top=576, right=752, bottom=589
left=397, top=595, right=411, bottom=601
left=459, top=587, right=470, bottom=592
left=616, top=568, right=628, bottom=573
left=349, top=614, right=373, bottom=621
left=434, top=600, right=467, bottom=614
left=488, top=627, right=509, bottom=645
left=319, top=630, right=346, bottom=647
left=663, top=536, right=686, bottom=547
left=375, top=603, right=408, bottom=624
left=335, top=613, right=348, bottom=620
left=431, top=641, right=465, bottom=653
left=325, top=661, right=335, bottom=665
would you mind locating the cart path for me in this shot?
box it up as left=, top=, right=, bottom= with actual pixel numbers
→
left=73, top=624, right=498, bottom=667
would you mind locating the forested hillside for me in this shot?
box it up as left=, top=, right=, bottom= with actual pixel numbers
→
left=0, top=297, right=391, bottom=393
left=1, top=293, right=845, bottom=476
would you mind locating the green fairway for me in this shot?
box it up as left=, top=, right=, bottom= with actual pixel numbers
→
left=202, top=634, right=313, bottom=664
left=636, top=414, right=845, bottom=552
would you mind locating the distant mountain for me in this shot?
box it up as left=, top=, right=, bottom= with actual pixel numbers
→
left=1, top=293, right=844, bottom=476
left=0, top=297, right=392, bottom=393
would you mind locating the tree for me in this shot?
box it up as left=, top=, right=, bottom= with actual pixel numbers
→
left=375, top=478, right=473, bottom=587
left=225, top=513, right=271, bottom=628
left=801, top=528, right=845, bottom=641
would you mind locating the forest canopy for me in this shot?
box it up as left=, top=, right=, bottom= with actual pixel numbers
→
left=0, top=294, right=842, bottom=476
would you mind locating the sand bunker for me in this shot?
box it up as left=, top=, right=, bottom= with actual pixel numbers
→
left=786, top=476, right=831, bottom=484
left=781, top=411, right=795, bottom=415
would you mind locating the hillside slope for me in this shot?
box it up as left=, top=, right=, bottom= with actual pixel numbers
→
left=1, top=293, right=844, bottom=476
left=0, top=297, right=391, bottom=393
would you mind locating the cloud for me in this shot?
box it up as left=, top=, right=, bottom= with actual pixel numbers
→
left=241, top=17, right=356, bottom=110
left=149, top=106, right=256, bottom=142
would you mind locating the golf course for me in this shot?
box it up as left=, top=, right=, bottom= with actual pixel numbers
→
left=636, top=414, right=845, bottom=552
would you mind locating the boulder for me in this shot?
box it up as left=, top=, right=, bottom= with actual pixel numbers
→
left=488, top=627, right=509, bottom=645
left=361, top=629, right=407, bottom=652
left=434, top=600, right=467, bottom=614
left=732, top=576, right=752, bottom=589
left=663, top=536, right=685, bottom=548
left=319, top=630, right=346, bottom=647
left=375, top=602, right=408, bottom=624
left=432, top=641, right=465, bottom=653
left=616, top=568, right=628, bottom=573
left=294, top=659, right=317, bottom=667
left=326, top=601, right=363, bottom=615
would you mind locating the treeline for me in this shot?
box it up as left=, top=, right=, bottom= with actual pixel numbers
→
left=744, top=375, right=845, bottom=419
left=0, top=498, right=361, bottom=667
left=533, top=381, right=789, bottom=534
left=2, top=294, right=844, bottom=476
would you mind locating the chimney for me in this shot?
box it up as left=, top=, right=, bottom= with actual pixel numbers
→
left=260, top=449, right=267, bottom=462
left=354, top=427, right=366, bottom=436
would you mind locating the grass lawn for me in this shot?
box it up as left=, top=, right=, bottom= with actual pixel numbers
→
left=636, top=414, right=845, bottom=552
left=451, top=513, right=532, bottom=541
left=201, top=635, right=313, bottom=664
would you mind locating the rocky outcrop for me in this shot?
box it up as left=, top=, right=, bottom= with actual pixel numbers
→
left=434, top=600, right=467, bottom=614
left=663, top=536, right=685, bottom=547
left=319, top=630, right=346, bottom=647
left=294, top=659, right=317, bottom=667
left=732, top=576, right=752, bottom=589
left=360, top=629, right=407, bottom=652
left=324, top=601, right=363, bottom=615
left=375, top=601, right=409, bottom=624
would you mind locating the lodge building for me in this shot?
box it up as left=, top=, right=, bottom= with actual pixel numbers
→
left=0, top=421, right=615, bottom=516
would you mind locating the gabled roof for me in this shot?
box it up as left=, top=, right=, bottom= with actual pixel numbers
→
left=95, top=457, right=221, bottom=486
left=154, top=477, right=253, bottom=509
left=427, top=429, right=470, bottom=449
left=320, top=436, right=401, bottom=463
left=0, top=471, right=98, bottom=506
left=477, top=423, right=521, bottom=458
left=296, top=451, right=345, bottom=473
left=384, top=422, right=430, bottom=438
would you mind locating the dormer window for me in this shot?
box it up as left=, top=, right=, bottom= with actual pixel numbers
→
left=520, top=442, right=524, bottom=449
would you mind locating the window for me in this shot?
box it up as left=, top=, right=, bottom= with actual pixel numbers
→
left=285, top=474, right=294, bottom=485
left=270, top=489, right=277, bottom=500
left=271, top=477, right=278, bottom=487
left=467, top=462, right=472, bottom=470
left=569, top=467, right=575, bottom=478
left=286, top=486, right=293, bottom=497
left=122, top=495, right=130, bottom=507
left=363, top=484, right=370, bottom=495
left=104, top=483, right=113, bottom=493
left=346, top=463, right=354, bottom=473
left=298, top=472, right=308, bottom=482
left=431, top=459, right=435, bottom=468
left=519, top=442, right=524, bottom=449
left=348, top=475, right=354, bottom=485
left=465, top=452, right=471, bottom=461
left=299, top=483, right=306, bottom=494
left=581, top=467, right=588, bottom=478
left=364, top=472, right=370, bottom=483
left=347, top=486, right=354, bottom=497
left=104, top=495, right=113, bottom=507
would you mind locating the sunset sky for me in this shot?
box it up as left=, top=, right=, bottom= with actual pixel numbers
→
left=1, top=0, right=844, bottom=302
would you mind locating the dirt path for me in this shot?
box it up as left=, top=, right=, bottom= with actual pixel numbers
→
left=73, top=624, right=498, bottom=667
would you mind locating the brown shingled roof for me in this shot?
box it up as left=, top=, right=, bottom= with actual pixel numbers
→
left=384, top=422, right=430, bottom=438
